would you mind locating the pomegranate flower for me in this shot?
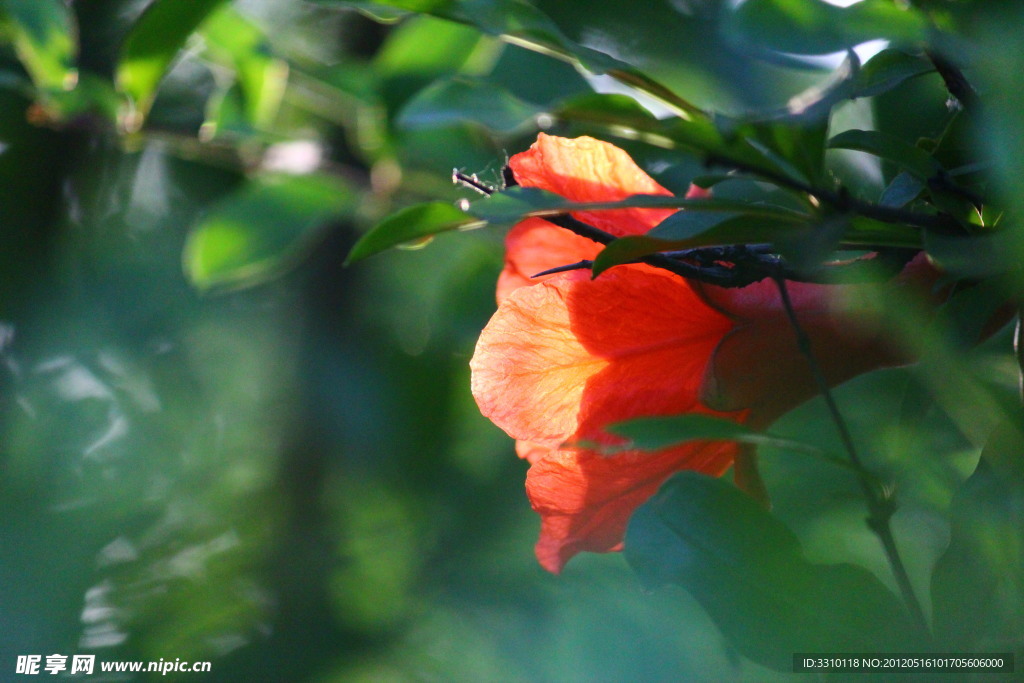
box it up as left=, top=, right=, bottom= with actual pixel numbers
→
left=470, top=134, right=933, bottom=573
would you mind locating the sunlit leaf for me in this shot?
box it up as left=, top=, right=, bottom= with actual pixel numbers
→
left=184, top=173, right=354, bottom=292
left=345, top=202, right=481, bottom=264
left=626, top=472, right=920, bottom=671
left=0, top=0, right=77, bottom=91
left=199, top=6, right=288, bottom=132
left=117, top=0, right=230, bottom=123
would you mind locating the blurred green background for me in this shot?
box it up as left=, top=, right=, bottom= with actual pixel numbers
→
left=1, top=0, right=1021, bottom=680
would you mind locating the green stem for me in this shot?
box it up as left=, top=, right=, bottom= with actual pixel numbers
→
left=771, top=274, right=931, bottom=637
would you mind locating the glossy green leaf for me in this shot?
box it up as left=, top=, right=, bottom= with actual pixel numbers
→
left=829, top=129, right=940, bottom=181
left=465, top=186, right=570, bottom=224
left=199, top=6, right=288, bottom=131
left=117, top=0, right=229, bottom=122
left=0, top=0, right=77, bottom=91
left=398, top=77, right=544, bottom=132
left=185, top=173, right=354, bottom=291
left=626, top=472, right=919, bottom=671
left=931, top=422, right=1024, bottom=650
left=345, top=202, right=482, bottom=264
left=727, top=0, right=928, bottom=56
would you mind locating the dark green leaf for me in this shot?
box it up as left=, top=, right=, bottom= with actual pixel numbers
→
left=879, top=172, right=925, bottom=208
left=117, top=0, right=230, bottom=122
left=398, top=78, right=544, bottom=133
left=592, top=213, right=810, bottom=276
left=855, top=49, right=932, bottom=99
left=828, top=129, right=940, bottom=181
left=184, top=173, right=354, bottom=291
left=727, top=0, right=928, bottom=56
left=931, top=422, right=1024, bottom=650
left=0, top=0, right=77, bottom=91
left=345, top=202, right=481, bottom=264
left=626, top=472, right=919, bottom=670
left=923, top=230, right=1018, bottom=280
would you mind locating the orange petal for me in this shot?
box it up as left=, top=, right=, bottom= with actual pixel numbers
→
left=471, top=266, right=737, bottom=449
left=496, top=218, right=602, bottom=304
left=509, top=133, right=675, bottom=237
left=695, top=254, right=942, bottom=424
left=528, top=441, right=736, bottom=573
left=515, top=439, right=551, bottom=464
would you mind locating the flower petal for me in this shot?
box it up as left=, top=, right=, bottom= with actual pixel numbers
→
left=528, top=441, right=736, bottom=573
left=496, top=218, right=602, bottom=303
left=471, top=266, right=738, bottom=449
left=509, top=133, right=675, bottom=237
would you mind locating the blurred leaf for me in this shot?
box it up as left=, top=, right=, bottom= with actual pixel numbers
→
left=345, top=202, right=481, bottom=264
left=880, top=171, right=925, bottom=208
left=931, top=422, right=1024, bottom=650
left=398, top=77, right=543, bottom=132
left=199, top=6, right=288, bottom=132
left=828, top=129, right=940, bottom=181
left=855, top=49, right=932, bottom=99
left=726, top=0, right=928, bottom=56
left=184, top=173, right=354, bottom=292
left=318, top=0, right=701, bottom=117
left=0, top=0, right=77, bottom=91
left=626, top=472, right=918, bottom=671
left=117, top=0, right=229, bottom=122
left=923, top=230, right=1019, bottom=280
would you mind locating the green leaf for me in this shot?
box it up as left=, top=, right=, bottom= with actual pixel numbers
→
left=345, top=202, right=482, bottom=264
left=199, top=6, right=288, bottom=132
left=464, top=186, right=571, bottom=224
left=626, top=472, right=919, bottom=671
left=117, top=0, right=230, bottom=123
left=0, top=0, right=77, bottom=91
left=398, top=77, right=544, bottom=133
left=727, top=0, right=928, bottom=56
left=318, top=0, right=701, bottom=118
left=606, top=414, right=860, bottom=473
left=828, top=129, right=940, bottom=181
left=184, top=173, right=354, bottom=292
left=923, top=230, right=1019, bottom=280
left=931, top=421, right=1024, bottom=651
left=879, top=171, right=925, bottom=208
left=855, top=49, right=933, bottom=99
left=592, top=213, right=810, bottom=276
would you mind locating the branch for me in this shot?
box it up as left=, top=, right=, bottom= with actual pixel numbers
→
left=703, top=155, right=964, bottom=234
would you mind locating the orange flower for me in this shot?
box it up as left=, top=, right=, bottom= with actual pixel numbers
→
left=470, top=133, right=932, bottom=573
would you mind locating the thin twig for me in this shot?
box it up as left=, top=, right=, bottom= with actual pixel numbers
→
left=704, top=154, right=962, bottom=234
left=771, top=274, right=930, bottom=636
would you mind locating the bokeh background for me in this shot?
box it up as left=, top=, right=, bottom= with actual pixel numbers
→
left=1, top=0, right=1021, bottom=680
